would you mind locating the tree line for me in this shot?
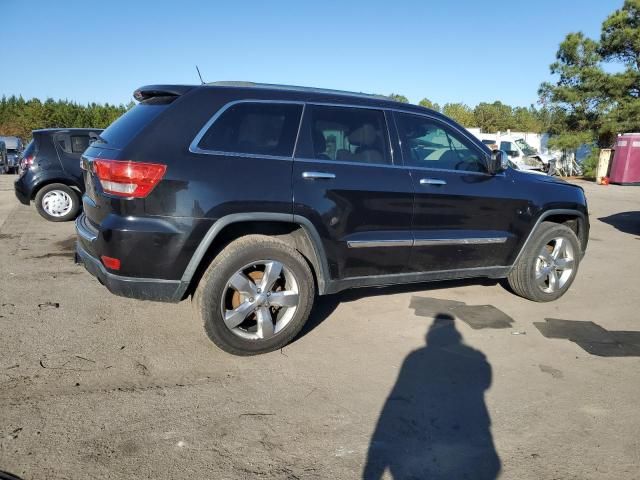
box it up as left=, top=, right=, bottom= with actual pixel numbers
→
left=1, top=90, right=554, bottom=144
left=0, top=95, right=133, bottom=141
left=387, top=94, right=554, bottom=134
left=2, top=0, right=637, bottom=174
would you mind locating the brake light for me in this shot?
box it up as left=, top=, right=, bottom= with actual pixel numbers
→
left=101, top=255, right=121, bottom=271
left=21, top=155, right=34, bottom=170
left=93, top=159, right=166, bottom=198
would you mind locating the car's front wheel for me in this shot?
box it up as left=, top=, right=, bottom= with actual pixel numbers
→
left=507, top=221, right=581, bottom=302
left=194, top=234, right=315, bottom=355
left=34, top=183, right=81, bottom=222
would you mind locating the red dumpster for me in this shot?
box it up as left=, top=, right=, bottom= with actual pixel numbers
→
left=610, top=133, right=640, bottom=185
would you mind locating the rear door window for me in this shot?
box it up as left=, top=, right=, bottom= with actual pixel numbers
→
left=196, top=102, right=303, bottom=157
left=71, top=135, right=90, bottom=153
left=55, top=134, right=72, bottom=153
left=302, top=105, right=391, bottom=165
left=54, top=133, right=94, bottom=155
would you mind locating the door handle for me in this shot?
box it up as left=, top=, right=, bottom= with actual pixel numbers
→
left=302, top=171, right=336, bottom=180
left=419, top=178, right=447, bottom=186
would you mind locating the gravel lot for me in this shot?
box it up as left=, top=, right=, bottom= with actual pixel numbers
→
left=1, top=174, right=639, bottom=479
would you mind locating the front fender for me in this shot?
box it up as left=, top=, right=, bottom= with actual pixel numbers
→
left=509, top=208, right=589, bottom=269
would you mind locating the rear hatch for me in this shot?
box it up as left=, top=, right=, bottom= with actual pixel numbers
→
left=81, top=88, right=190, bottom=227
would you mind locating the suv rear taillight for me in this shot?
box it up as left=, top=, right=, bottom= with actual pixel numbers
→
left=93, top=159, right=167, bottom=198
left=20, top=155, right=34, bottom=170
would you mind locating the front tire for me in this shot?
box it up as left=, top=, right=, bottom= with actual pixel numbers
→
left=34, top=183, right=81, bottom=222
left=507, top=222, right=581, bottom=302
left=194, top=234, right=315, bottom=355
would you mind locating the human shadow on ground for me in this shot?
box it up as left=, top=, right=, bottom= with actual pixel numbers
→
left=598, top=211, right=640, bottom=236
left=362, top=315, right=501, bottom=480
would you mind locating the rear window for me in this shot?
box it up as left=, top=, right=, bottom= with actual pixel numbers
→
left=96, top=96, right=173, bottom=149
left=196, top=102, right=303, bottom=157
left=71, top=135, right=91, bottom=153
left=22, top=139, right=37, bottom=158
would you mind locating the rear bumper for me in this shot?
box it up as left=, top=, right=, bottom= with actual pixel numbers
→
left=75, top=233, right=185, bottom=303
left=14, top=178, right=30, bottom=205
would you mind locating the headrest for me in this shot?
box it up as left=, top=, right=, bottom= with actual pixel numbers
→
left=348, top=124, right=378, bottom=146
left=313, top=130, right=327, bottom=153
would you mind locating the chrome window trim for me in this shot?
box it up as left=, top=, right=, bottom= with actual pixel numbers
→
left=295, top=157, right=405, bottom=170
left=292, top=103, right=306, bottom=158
left=188, top=99, right=305, bottom=159
left=189, top=98, right=490, bottom=171
left=405, top=165, right=506, bottom=177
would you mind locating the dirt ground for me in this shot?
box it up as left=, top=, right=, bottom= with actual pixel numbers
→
left=1, top=174, right=639, bottom=479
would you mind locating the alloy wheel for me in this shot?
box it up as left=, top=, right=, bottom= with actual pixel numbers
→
left=534, top=237, right=575, bottom=293
left=220, top=260, right=300, bottom=341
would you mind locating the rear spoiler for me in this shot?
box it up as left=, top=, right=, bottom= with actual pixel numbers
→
left=133, top=85, right=195, bottom=102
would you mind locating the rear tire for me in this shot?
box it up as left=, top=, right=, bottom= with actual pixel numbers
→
left=507, top=222, right=581, bottom=302
left=34, top=183, right=81, bottom=222
left=194, top=234, right=315, bottom=355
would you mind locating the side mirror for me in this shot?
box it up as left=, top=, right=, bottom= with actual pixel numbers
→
left=508, top=150, right=519, bottom=157
left=488, top=150, right=509, bottom=174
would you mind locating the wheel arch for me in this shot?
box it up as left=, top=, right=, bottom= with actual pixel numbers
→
left=178, top=213, right=330, bottom=300
left=510, top=209, right=588, bottom=270
left=31, top=177, right=83, bottom=200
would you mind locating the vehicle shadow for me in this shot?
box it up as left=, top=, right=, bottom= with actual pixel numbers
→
left=598, top=211, right=640, bottom=236
left=362, top=315, right=501, bottom=479
left=297, top=278, right=500, bottom=339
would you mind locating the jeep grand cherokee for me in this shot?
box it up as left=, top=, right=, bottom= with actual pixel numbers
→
left=75, top=82, right=589, bottom=355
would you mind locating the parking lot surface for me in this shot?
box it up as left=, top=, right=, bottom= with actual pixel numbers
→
left=1, top=174, right=639, bottom=479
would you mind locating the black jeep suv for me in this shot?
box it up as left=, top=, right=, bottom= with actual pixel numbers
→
left=15, top=128, right=102, bottom=221
left=75, top=82, right=589, bottom=355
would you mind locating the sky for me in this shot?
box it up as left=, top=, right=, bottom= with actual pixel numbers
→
left=0, top=0, right=622, bottom=108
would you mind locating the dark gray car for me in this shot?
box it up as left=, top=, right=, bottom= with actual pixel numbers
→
left=0, top=140, right=7, bottom=173
left=0, top=136, right=23, bottom=173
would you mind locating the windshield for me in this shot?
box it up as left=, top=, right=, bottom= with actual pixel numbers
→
left=515, top=139, right=538, bottom=156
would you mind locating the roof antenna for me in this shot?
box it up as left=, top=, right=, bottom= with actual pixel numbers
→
left=195, top=65, right=205, bottom=85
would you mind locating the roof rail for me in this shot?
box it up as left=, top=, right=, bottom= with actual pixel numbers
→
left=205, top=81, right=390, bottom=101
